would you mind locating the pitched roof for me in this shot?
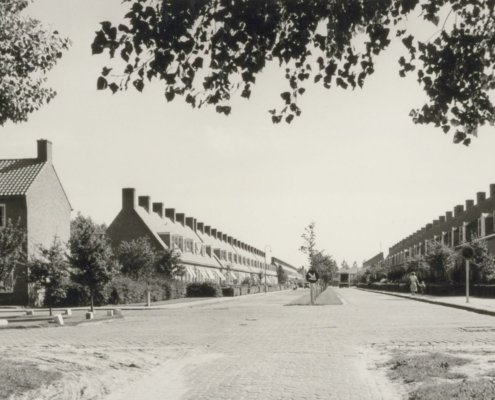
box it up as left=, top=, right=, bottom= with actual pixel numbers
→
left=0, top=159, right=46, bottom=196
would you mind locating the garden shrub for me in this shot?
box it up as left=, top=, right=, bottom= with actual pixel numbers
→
left=163, top=279, right=187, bottom=300
left=186, top=282, right=222, bottom=297
left=222, top=287, right=235, bottom=297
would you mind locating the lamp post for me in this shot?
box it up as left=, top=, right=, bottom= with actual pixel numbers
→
left=462, top=245, right=474, bottom=304
left=264, top=245, right=272, bottom=294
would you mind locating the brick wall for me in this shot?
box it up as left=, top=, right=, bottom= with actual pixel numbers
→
left=26, top=164, right=71, bottom=254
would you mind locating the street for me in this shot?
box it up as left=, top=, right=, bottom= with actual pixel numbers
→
left=2, top=288, right=495, bottom=400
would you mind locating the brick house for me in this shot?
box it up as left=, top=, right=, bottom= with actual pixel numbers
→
left=371, top=184, right=495, bottom=270
left=0, top=140, right=71, bottom=305
left=107, top=188, right=281, bottom=285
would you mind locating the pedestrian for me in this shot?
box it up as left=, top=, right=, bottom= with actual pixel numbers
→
left=409, top=272, right=419, bottom=295
left=419, top=281, right=426, bottom=294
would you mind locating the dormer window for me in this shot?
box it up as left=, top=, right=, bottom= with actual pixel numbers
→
left=0, top=204, right=5, bottom=228
left=172, top=235, right=184, bottom=251
left=185, top=239, right=194, bottom=253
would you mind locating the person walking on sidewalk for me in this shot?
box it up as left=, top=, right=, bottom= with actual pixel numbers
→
left=409, top=272, right=420, bottom=295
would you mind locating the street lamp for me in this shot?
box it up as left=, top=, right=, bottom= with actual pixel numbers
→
left=462, top=244, right=475, bottom=303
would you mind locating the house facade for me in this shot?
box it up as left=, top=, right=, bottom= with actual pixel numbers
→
left=107, top=188, right=299, bottom=285
left=0, top=140, right=71, bottom=305
left=369, top=183, right=495, bottom=270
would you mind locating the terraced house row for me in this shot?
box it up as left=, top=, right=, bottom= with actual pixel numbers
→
left=378, top=184, right=495, bottom=268
left=107, top=188, right=300, bottom=285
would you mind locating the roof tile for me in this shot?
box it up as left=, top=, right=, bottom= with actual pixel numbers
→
left=0, top=159, right=45, bottom=196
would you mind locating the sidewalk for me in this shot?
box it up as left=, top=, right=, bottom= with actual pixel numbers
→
left=0, top=289, right=287, bottom=316
left=358, top=288, right=495, bottom=317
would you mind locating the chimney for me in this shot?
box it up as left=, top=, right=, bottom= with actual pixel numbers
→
left=122, top=188, right=135, bottom=210
left=432, top=219, right=439, bottom=227
left=193, top=218, right=197, bottom=232
left=446, top=211, right=453, bottom=220
left=426, top=223, right=433, bottom=230
left=477, top=192, right=486, bottom=204
left=197, top=222, right=204, bottom=233
left=138, top=196, right=150, bottom=212
left=439, top=216, right=446, bottom=223
left=165, top=208, right=176, bottom=223
left=490, top=184, right=495, bottom=198
left=454, top=205, right=464, bottom=217
left=152, top=202, right=164, bottom=217
left=37, top=139, right=52, bottom=162
left=466, top=199, right=474, bottom=210
left=227, top=236, right=233, bottom=245
left=205, top=225, right=211, bottom=235
left=217, top=231, right=223, bottom=240
left=211, top=228, right=217, bottom=237
left=176, top=213, right=185, bottom=225
left=186, top=217, right=194, bottom=230
left=222, top=233, right=228, bottom=242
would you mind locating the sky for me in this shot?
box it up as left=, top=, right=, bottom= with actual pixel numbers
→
left=1, top=0, right=494, bottom=269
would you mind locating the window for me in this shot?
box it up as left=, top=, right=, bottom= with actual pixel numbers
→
left=185, top=239, right=194, bottom=253
left=0, top=204, right=5, bottom=228
left=172, top=235, right=184, bottom=251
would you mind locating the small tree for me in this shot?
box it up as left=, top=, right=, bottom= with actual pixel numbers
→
left=424, top=240, right=454, bottom=283
left=117, top=237, right=157, bottom=306
left=447, top=236, right=495, bottom=285
left=155, top=248, right=184, bottom=280
left=312, top=251, right=338, bottom=287
left=276, top=265, right=288, bottom=285
left=28, top=238, right=69, bottom=316
left=0, top=218, right=26, bottom=291
left=68, top=214, right=116, bottom=312
left=405, top=255, right=431, bottom=283
left=300, top=222, right=317, bottom=269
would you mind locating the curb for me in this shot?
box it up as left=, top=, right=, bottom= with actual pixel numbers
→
left=357, top=288, right=495, bottom=317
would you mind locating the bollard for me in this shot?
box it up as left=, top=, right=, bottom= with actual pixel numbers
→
left=0, top=319, right=8, bottom=326
left=85, top=312, right=94, bottom=320
left=26, top=310, right=34, bottom=316
left=106, top=310, right=114, bottom=317
left=53, top=314, right=64, bottom=326
left=64, top=309, right=72, bottom=316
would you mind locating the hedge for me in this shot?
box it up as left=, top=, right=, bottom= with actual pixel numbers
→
left=186, top=282, right=222, bottom=297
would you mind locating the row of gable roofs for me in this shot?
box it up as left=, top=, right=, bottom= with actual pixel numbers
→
left=131, top=192, right=276, bottom=277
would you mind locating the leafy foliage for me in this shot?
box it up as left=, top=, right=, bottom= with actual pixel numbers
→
left=300, top=221, right=317, bottom=268
left=186, top=281, right=222, bottom=297
left=0, top=0, right=69, bottom=126
left=117, top=237, right=156, bottom=281
left=312, top=251, right=338, bottom=286
left=0, top=218, right=26, bottom=290
left=27, top=237, right=70, bottom=315
left=155, top=247, right=184, bottom=279
left=68, top=214, right=116, bottom=311
left=424, top=240, right=454, bottom=283
left=276, top=265, right=288, bottom=284
left=92, top=0, right=495, bottom=144
left=447, top=236, right=495, bottom=284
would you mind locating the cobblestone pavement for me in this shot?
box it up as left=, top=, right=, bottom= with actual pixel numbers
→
left=2, top=288, right=495, bottom=400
